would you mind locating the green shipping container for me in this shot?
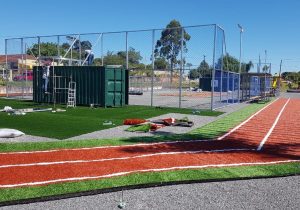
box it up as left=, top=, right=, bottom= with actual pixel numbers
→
left=33, top=66, right=128, bottom=107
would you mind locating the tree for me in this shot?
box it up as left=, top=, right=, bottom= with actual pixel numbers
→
left=66, top=36, right=92, bottom=52
left=219, top=53, right=253, bottom=73
left=221, top=53, right=240, bottom=72
left=242, top=61, right=254, bottom=73
left=102, top=48, right=143, bottom=68
left=103, top=51, right=124, bottom=65
left=197, top=59, right=210, bottom=77
left=188, top=69, right=200, bottom=80
left=27, top=42, right=61, bottom=57
left=154, top=57, right=168, bottom=69
left=116, top=47, right=143, bottom=67
left=262, top=65, right=269, bottom=73
left=154, top=20, right=191, bottom=83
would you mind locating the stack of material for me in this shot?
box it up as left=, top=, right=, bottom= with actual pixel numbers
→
left=124, top=117, right=194, bottom=132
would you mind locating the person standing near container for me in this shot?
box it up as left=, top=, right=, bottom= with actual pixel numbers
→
left=84, top=49, right=94, bottom=66
left=42, top=62, right=50, bottom=93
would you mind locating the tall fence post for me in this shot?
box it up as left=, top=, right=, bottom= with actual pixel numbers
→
left=232, top=73, right=234, bottom=102
left=101, top=33, right=104, bottom=66
left=126, top=32, right=128, bottom=70
left=179, top=27, right=184, bottom=108
left=79, top=34, right=81, bottom=66
left=211, top=24, right=217, bottom=110
left=5, top=39, right=9, bottom=97
left=220, top=27, right=224, bottom=104
left=227, top=71, right=229, bottom=104
left=21, top=38, right=24, bottom=99
left=57, top=35, right=60, bottom=58
left=151, top=29, right=155, bottom=107
left=38, top=36, right=41, bottom=66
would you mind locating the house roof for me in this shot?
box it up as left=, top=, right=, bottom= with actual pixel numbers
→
left=0, top=54, right=36, bottom=63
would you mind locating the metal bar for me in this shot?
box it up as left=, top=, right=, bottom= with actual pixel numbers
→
left=61, top=35, right=79, bottom=62
left=227, top=71, right=229, bottom=104
left=220, top=27, right=223, bottom=103
left=21, top=38, right=24, bottom=99
left=232, top=73, right=234, bottom=102
left=179, top=27, right=184, bottom=108
left=151, top=29, right=155, bottom=107
left=82, top=33, right=102, bottom=66
left=126, top=32, right=128, bottom=69
left=238, top=28, right=242, bottom=103
left=5, top=39, right=9, bottom=97
left=79, top=34, right=81, bottom=66
left=211, top=24, right=217, bottom=110
left=101, top=33, right=104, bottom=66
left=38, top=36, right=41, bottom=65
left=6, top=24, right=217, bottom=40
left=25, top=44, right=27, bottom=82
left=57, top=35, right=60, bottom=58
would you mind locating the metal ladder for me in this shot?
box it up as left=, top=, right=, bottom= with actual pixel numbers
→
left=67, top=81, right=76, bottom=108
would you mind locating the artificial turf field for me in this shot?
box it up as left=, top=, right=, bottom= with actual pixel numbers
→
left=0, top=98, right=222, bottom=139
left=0, top=97, right=299, bottom=205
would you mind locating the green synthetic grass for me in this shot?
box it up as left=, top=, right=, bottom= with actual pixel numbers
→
left=0, top=98, right=222, bottom=139
left=1, top=98, right=298, bottom=204
left=0, top=100, right=269, bottom=152
left=0, top=162, right=299, bottom=204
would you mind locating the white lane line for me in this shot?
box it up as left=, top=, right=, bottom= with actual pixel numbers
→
left=0, top=139, right=214, bottom=155
left=0, top=148, right=252, bottom=168
left=217, top=98, right=280, bottom=140
left=257, top=98, right=291, bottom=151
left=0, top=159, right=298, bottom=188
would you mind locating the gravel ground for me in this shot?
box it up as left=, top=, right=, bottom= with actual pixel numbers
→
left=0, top=135, right=57, bottom=143
left=0, top=103, right=249, bottom=143
left=3, top=176, right=299, bottom=209
left=66, top=103, right=248, bottom=141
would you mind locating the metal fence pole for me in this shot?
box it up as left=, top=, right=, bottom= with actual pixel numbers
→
left=227, top=71, right=229, bottom=104
left=101, top=33, right=104, bottom=66
left=5, top=39, right=9, bottom=97
left=211, top=25, right=217, bottom=110
left=79, top=34, right=81, bottom=66
left=220, top=27, right=224, bottom=104
left=238, top=27, right=243, bottom=103
left=38, top=36, right=41, bottom=66
left=25, top=44, right=27, bottom=82
left=57, top=35, right=60, bottom=58
left=179, top=27, right=184, bottom=108
left=232, top=73, right=234, bottom=102
left=21, top=38, right=24, bottom=99
left=126, top=32, right=129, bottom=69
left=151, top=29, right=155, bottom=107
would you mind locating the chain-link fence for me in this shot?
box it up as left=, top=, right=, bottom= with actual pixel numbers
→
left=3, top=24, right=244, bottom=110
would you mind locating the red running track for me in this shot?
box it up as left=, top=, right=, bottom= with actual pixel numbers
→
left=0, top=98, right=299, bottom=188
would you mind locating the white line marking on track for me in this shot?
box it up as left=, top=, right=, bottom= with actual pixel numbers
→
left=257, top=98, right=291, bottom=151
left=0, top=148, right=252, bottom=168
left=0, top=139, right=214, bottom=155
left=217, top=98, right=280, bottom=140
left=0, top=159, right=298, bottom=188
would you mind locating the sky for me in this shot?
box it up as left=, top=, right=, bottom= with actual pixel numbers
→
left=0, top=0, right=299, bottom=73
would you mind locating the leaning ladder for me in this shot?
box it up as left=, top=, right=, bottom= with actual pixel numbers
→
left=67, top=81, right=76, bottom=108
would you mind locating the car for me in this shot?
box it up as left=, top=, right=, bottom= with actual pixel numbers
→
left=13, top=71, right=33, bottom=81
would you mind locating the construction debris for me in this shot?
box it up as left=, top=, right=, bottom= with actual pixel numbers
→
left=124, top=117, right=194, bottom=132
left=0, top=129, right=25, bottom=138
left=1, top=106, right=53, bottom=115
